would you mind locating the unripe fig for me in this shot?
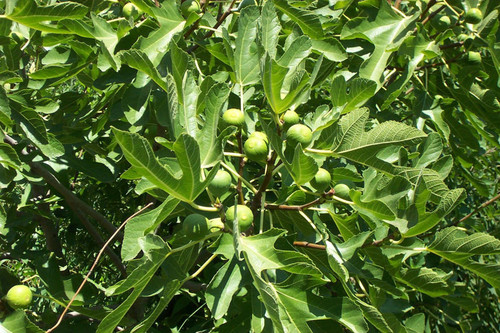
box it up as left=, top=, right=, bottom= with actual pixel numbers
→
left=249, top=131, right=268, bottom=144
left=282, top=110, right=300, bottom=126
left=208, top=218, right=225, bottom=232
left=333, top=183, right=351, bottom=200
left=286, top=124, right=313, bottom=148
left=181, top=0, right=201, bottom=18
left=244, top=137, right=268, bottom=162
left=310, top=168, right=331, bottom=192
left=208, top=169, right=232, bottom=197
left=182, top=214, right=209, bottom=240
left=222, top=108, right=245, bottom=126
left=464, top=8, right=482, bottom=24
left=432, top=15, right=451, bottom=31
left=5, top=285, right=32, bottom=309
left=123, top=2, right=142, bottom=20
left=226, top=205, right=254, bottom=231
left=466, top=51, right=481, bottom=65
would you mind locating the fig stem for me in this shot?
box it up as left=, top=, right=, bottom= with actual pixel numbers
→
left=188, top=202, right=219, bottom=212
left=220, top=161, right=258, bottom=194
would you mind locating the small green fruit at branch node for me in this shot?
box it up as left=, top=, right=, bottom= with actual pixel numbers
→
left=222, top=108, right=245, bottom=126
left=310, top=168, right=331, bottom=192
left=432, top=15, right=451, bottom=31
left=5, top=285, right=32, bottom=309
left=123, top=3, right=142, bottom=20
left=333, top=183, right=351, bottom=200
left=249, top=131, right=268, bottom=144
left=208, top=170, right=232, bottom=197
left=464, top=8, right=482, bottom=24
left=286, top=124, right=313, bottom=148
left=282, top=110, right=300, bottom=125
left=466, top=51, right=481, bottom=65
left=244, top=137, right=268, bottom=162
left=181, top=0, right=201, bottom=17
left=226, top=205, right=254, bottom=231
left=182, top=214, right=209, bottom=240
left=208, top=218, right=225, bottom=232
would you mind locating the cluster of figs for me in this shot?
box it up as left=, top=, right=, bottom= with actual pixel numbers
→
left=182, top=108, right=351, bottom=240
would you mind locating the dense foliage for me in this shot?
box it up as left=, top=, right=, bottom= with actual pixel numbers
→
left=0, top=0, right=499, bottom=332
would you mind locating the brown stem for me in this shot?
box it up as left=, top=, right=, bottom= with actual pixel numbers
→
left=46, top=203, right=152, bottom=333
left=250, top=152, right=277, bottom=213
left=4, top=135, right=125, bottom=273
left=439, top=41, right=464, bottom=50
left=452, top=192, right=500, bottom=226
left=188, top=0, right=238, bottom=53
left=394, top=0, right=402, bottom=9
left=421, top=5, right=446, bottom=26
left=4, top=135, right=122, bottom=240
left=184, top=19, right=201, bottom=39
left=28, top=162, right=123, bottom=242
left=293, top=241, right=326, bottom=250
left=419, top=0, right=437, bottom=21
left=32, top=185, right=69, bottom=272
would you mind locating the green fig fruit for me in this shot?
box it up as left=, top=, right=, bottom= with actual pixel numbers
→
left=310, top=168, right=332, bottom=192
left=123, top=2, right=142, bottom=20
left=208, top=170, right=232, bottom=197
left=226, top=205, right=253, bottom=231
left=222, top=108, right=245, bottom=126
left=182, top=214, right=209, bottom=240
left=5, top=285, right=32, bottom=309
left=464, top=8, right=482, bottom=24
left=244, top=137, right=268, bottom=162
left=333, top=183, right=351, bottom=200
left=286, top=124, right=313, bottom=148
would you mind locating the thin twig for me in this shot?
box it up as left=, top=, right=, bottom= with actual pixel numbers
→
left=188, top=0, right=237, bottom=53
left=452, top=192, right=500, bottom=226
left=250, top=153, right=277, bottom=213
left=265, top=200, right=321, bottom=211
left=419, top=0, right=437, bottom=21
left=46, top=203, right=153, bottom=333
left=3, top=135, right=123, bottom=241
left=293, top=241, right=326, bottom=250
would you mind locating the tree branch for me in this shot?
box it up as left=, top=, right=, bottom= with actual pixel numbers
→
left=188, top=0, right=237, bottom=53
left=452, top=192, right=500, bottom=226
left=4, top=135, right=123, bottom=241
left=46, top=203, right=152, bottom=333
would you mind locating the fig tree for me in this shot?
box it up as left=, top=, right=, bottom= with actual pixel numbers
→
left=208, top=169, right=232, bottom=197
left=182, top=214, right=209, bottom=240
left=181, top=0, right=201, bottom=17
left=244, top=137, right=268, bottom=162
left=310, top=168, right=331, bottom=192
left=5, top=285, right=32, bottom=309
left=222, top=108, right=245, bottom=126
left=333, top=183, right=351, bottom=200
left=286, top=124, right=313, bottom=148
left=123, top=2, right=142, bottom=20
left=226, top=205, right=254, bottom=231
left=464, top=8, right=482, bottom=24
